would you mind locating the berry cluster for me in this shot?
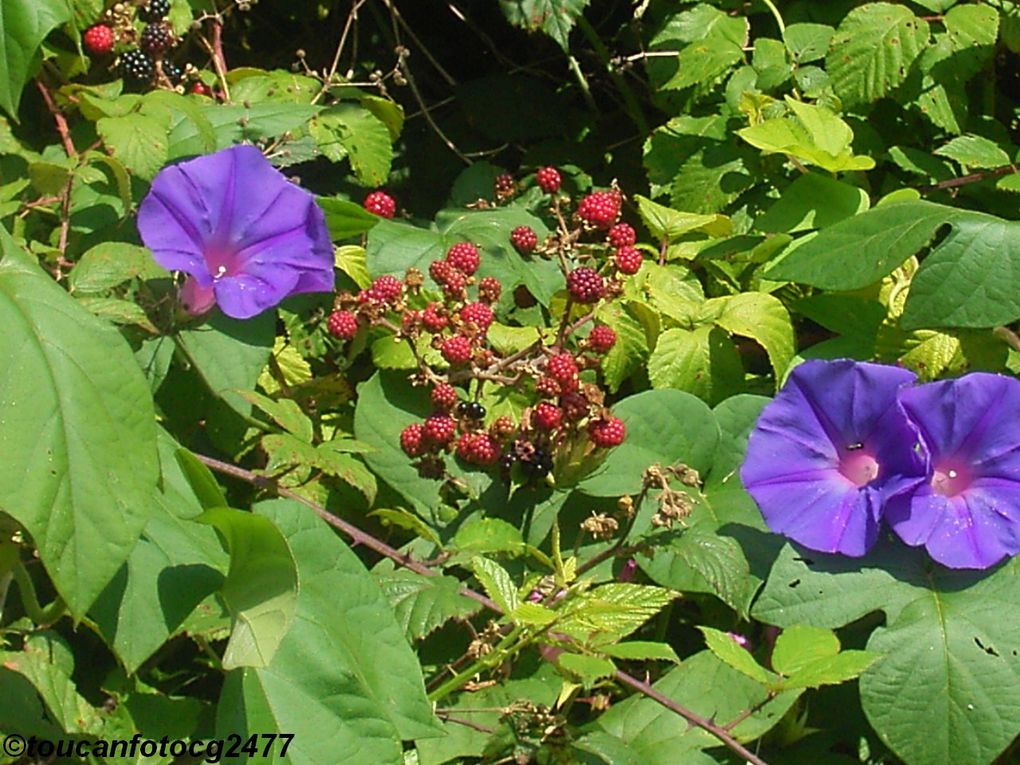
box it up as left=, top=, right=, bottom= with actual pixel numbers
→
left=82, top=0, right=207, bottom=93
left=337, top=167, right=645, bottom=486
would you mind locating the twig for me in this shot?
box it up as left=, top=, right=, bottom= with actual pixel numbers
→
left=613, top=670, right=771, bottom=765
left=918, top=164, right=1018, bottom=193
left=434, top=712, right=495, bottom=734
left=382, top=0, right=457, bottom=87
left=315, top=0, right=370, bottom=104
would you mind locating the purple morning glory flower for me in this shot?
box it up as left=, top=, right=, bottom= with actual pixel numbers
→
left=137, top=144, right=334, bottom=319
left=888, top=374, right=1020, bottom=569
left=740, top=359, right=928, bottom=557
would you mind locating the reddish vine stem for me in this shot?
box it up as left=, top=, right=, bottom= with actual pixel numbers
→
left=194, top=452, right=771, bottom=763
left=613, top=669, right=769, bottom=765
left=35, top=80, right=76, bottom=158
left=919, top=164, right=1018, bottom=193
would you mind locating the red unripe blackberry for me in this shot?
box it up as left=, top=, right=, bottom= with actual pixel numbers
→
left=431, top=383, right=459, bottom=411
left=456, top=432, right=501, bottom=466
left=547, top=353, right=579, bottom=384
left=577, top=191, right=620, bottom=229
left=510, top=226, right=538, bottom=254
left=327, top=310, right=359, bottom=340
left=190, top=81, right=213, bottom=97
left=535, top=376, right=561, bottom=398
left=446, top=242, right=480, bottom=276
left=607, top=223, right=637, bottom=248
left=614, top=245, right=643, bottom=275
left=533, top=402, right=562, bottom=432
left=400, top=423, right=427, bottom=457
left=587, top=325, right=617, bottom=354
left=429, top=260, right=454, bottom=285
left=140, top=22, right=172, bottom=56
left=369, top=274, right=403, bottom=303
left=567, top=267, right=605, bottom=304
left=422, top=303, right=448, bottom=333
left=589, top=417, right=626, bottom=448
left=560, top=392, right=590, bottom=421
left=441, top=335, right=473, bottom=365
left=478, top=277, right=502, bottom=304
left=364, top=190, right=396, bottom=218
left=536, top=166, right=561, bottom=194
left=494, top=173, right=516, bottom=197
left=84, top=24, right=115, bottom=56
left=423, top=414, right=457, bottom=446
left=489, top=415, right=516, bottom=440
left=442, top=271, right=468, bottom=301
left=459, top=302, right=494, bottom=333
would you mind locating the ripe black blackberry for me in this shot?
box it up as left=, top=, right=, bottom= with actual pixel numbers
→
left=139, top=0, right=171, bottom=22
left=458, top=401, right=487, bottom=421
left=141, top=23, right=172, bottom=56
left=521, top=447, right=552, bottom=480
left=162, top=61, right=184, bottom=85
left=121, top=49, right=155, bottom=85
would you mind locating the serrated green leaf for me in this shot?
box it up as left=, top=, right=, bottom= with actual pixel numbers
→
left=335, top=243, right=371, bottom=288
left=68, top=242, right=167, bottom=293
left=558, top=653, right=617, bottom=684
left=557, top=583, right=676, bottom=646
left=602, top=641, right=679, bottom=663
left=309, top=103, right=392, bottom=186
left=0, top=230, right=158, bottom=618
left=511, top=601, right=558, bottom=627
left=699, top=626, right=773, bottom=684
left=376, top=569, right=480, bottom=641
left=935, top=134, right=1011, bottom=169
left=779, top=650, right=878, bottom=690
left=783, top=23, right=834, bottom=63
left=826, top=3, right=929, bottom=107
left=634, top=194, right=730, bottom=242
left=369, top=508, right=442, bottom=547
left=701, top=292, right=794, bottom=384
left=498, top=0, right=591, bottom=50
left=598, top=302, right=649, bottom=393
left=97, top=113, right=170, bottom=180
left=647, top=325, right=744, bottom=404
left=471, top=556, right=519, bottom=614
left=771, top=625, right=840, bottom=676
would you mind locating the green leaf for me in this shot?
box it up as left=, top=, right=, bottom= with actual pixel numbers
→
left=557, top=583, right=676, bottom=646
left=826, top=3, right=930, bottom=107
left=68, top=242, right=166, bottom=293
left=633, top=195, right=730, bottom=242
left=701, top=292, right=795, bottom=384
left=647, top=325, right=744, bottom=404
left=0, top=0, right=72, bottom=117
left=598, top=302, right=649, bottom=393
left=97, top=113, right=170, bottom=180
left=699, top=626, right=773, bottom=685
left=578, top=389, right=719, bottom=497
left=664, top=40, right=743, bottom=92
left=755, top=173, right=870, bottom=234
left=318, top=197, right=379, bottom=241
left=0, top=229, right=158, bottom=617
left=217, top=501, right=439, bottom=764
left=309, top=103, right=392, bottom=186
left=0, top=636, right=102, bottom=736
left=860, top=559, right=1020, bottom=765
left=376, top=570, right=480, bottom=641
left=602, top=641, right=680, bottom=663
left=640, top=531, right=755, bottom=617
left=175, top=310, right=276, bottom=417
left=174, top=448, right=229, bottom=510
left=197, top=507, right=298, bottom=670
left=471, top=555, right=519, bottom=614
left=452, top=517, right=525, bottom=557
left=778, top=650, right=878, bottom=690
left=935, top=134, right=1011, bottom=169
left=901, top=214, right=1020, bottom=329
left=90, top=432, right=229, bottom=673
left=498, top=0, right=591, bottom=50
left=771, top=625, right=840, bottom=676
left=766, top=200, right=952, bottom=289
left=738, top=99, right=875, bottom=173
left=558, top=653, right=617, bottom=684
left=783, top=23, right=834, bottom=63
left=236, top=390, right=313, bottom=441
